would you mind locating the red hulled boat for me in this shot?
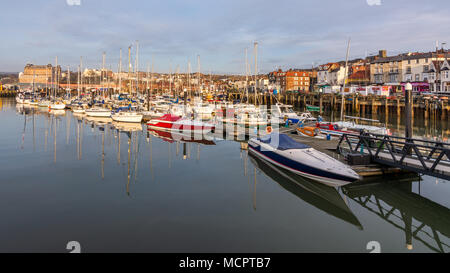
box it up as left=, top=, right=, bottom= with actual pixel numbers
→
left=146, top=114, right=215, bottom=133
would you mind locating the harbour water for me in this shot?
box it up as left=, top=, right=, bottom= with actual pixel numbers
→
left=1, top=97, right=450, bottom=253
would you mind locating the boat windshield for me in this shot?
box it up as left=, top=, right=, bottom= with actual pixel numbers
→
left=258, top=133, right=310, bottom=150
left=280, top=106, right=294, bottom=113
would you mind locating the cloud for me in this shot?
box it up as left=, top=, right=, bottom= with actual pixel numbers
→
left=0, top=0, right=449, bottom=73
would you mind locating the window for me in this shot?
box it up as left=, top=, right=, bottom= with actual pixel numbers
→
left=424, top=65, right=429, bottom=72
left=415, top=74, right=420, bottom=81
left=416, top=59, right=419, bottom=64
left=425, top=58, right=428, bottom=63
left=408, top=60, right=411, bottom=64
left=406, top=67, right=411, bottom=74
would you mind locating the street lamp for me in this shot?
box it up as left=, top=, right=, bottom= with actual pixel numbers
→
left=405, top=82, right=413, bottom=140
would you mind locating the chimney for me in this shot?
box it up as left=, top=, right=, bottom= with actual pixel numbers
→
left=379, top=50, right=387, bottom=58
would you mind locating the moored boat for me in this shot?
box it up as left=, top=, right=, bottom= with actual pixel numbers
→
left=111, top=111, right=143, bottom=123
left=49, top=101, right=66, bottom=110
left=85, top=106, right=111, bottom=117
left=147, top=114, right=215, bottom=133
left=248, top=133, right=361, bottom=187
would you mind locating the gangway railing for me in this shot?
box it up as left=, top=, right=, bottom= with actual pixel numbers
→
left=337, top=133, right=450, bottom=180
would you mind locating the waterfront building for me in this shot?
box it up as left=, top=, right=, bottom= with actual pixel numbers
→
left=441, top=59, right=450, bottom=92
left=317, top=63, right=339, bottom=86
left=19, top=64, right=61, bottom=85
left=268, top=69, right=311, bottom=92
left=328, top=65, right=346, bottom=86
left=347, top=60, right=371, bottom=86
left=370, top=50, right=448, bottom=92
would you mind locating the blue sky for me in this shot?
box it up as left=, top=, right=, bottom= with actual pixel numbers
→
left=1, top=0, right=449, bottom=74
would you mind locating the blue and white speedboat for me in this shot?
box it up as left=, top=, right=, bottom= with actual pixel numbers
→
left=248, top=133, right=360, bottom=187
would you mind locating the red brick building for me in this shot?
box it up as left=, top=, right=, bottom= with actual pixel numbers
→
left=269, top=69, right=312, bottom=92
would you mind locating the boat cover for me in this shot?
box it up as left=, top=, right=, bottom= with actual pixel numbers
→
left=258, top=133, right=310, bottom=150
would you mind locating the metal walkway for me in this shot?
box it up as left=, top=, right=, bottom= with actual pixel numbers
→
left=337, top=133, right=450, bottom=180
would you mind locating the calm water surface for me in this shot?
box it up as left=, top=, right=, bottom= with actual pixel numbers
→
left=0, top=98, right=450, bottom=253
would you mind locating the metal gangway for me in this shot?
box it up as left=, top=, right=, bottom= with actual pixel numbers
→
left=337, top=133, right=450, bottom=180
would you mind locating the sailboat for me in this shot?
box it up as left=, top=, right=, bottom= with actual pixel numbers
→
left=49, top=57, right=66, bottom=110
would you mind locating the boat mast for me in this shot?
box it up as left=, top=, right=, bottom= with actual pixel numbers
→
left=135, top=40, right=139, bottom=97
left=188, top=61, right=191, bottom=99
left=340, top=38, right=351, bottom=121
left=80, top=56, right=83, bottom=97
left=55, top=56, right=58, bottom=101
left=119, top=48, right=122, bottom=95
left=32, top=73, right=35, bottom=99
left=45, top=69, right=48, bottom=98
left=67, top=66, right=70, bottom=98
left=245, top=47, right=248, bottom=103
left=102, top=51, right=106, bottom=99
left=77, top=65, right=80, bottom=98
left=197, top=55, right=201, bottom=97
left=169, top=61, right=172, bottom=96
left=147, top=62, right=150, bottom=111
left=128, top=45, right=132, bottom=94
left=151, top=57, right=153, bottom=100
left=254, top=42, right=258, bottom=106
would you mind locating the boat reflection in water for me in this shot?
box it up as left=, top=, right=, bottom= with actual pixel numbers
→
left=112, top=121, right=143, bottom=132
left=147, top=128, right=215, bottom=146
left=343, top=180, right=450, bottom=253
left=248, top=152, right=363, bottom=229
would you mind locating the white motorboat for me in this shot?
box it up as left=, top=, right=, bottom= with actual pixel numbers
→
left=248, top=133, right=361, bottom=187
left=16, top=94, right=25, bottom=104
left=38, top=100, right=51, bottom=108
left=333, top=121, right=389, bottom=135
left=152, top=100, right=172, bottom=112
left=316, top=121, right=389, bottom=137
left=50, top=101, right=66, bottom=110
left=169, top=104, right=192, bottom=117
left=192, top=102, right=215, bottom=119
left=72, top=106, right=86, bottom=114
left=272, top=103, right=316, bottom=124
left=85, top=106, right=111, bottom=117
left=111, top=111, right=143, bottom=123
left=141, top=110, right=165, bottom=119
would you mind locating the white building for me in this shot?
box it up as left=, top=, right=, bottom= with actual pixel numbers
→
left=441, top=59, right=450, bottom=92
left=329, top=66, right=346, bottom=86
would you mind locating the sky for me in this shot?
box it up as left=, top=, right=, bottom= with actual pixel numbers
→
left=0, top=0, right=449, bottom=74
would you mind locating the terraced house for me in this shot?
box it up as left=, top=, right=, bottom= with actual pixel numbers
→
left=370, top=50, right=448, bottom=92
left=269, top=69, right=311, bottom=92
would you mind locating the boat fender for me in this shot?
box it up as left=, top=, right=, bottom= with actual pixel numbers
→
left=297, top=126, right=317, bottom=137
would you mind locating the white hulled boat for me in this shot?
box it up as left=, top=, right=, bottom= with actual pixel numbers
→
left=111, top=111, right=143, bottom=123
left=248, top=133, right=361, bottom=187
left=85, top=106, right=111, bottom=117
